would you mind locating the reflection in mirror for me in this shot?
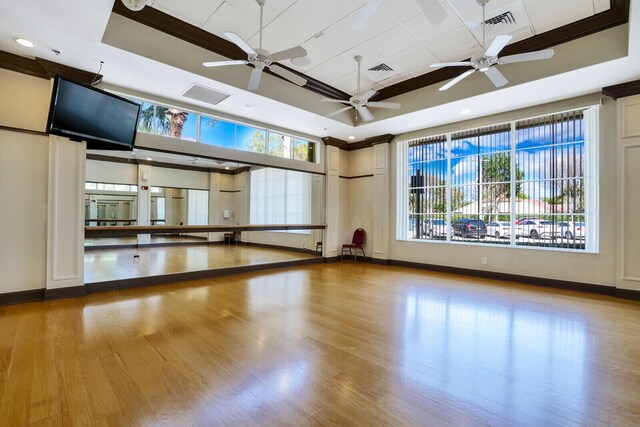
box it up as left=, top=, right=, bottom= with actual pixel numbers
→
left=84, top=182, right=138, bottom=226
left=84, top=157, right=325, bottom=285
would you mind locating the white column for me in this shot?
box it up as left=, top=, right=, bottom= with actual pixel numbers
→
left=616, top=95, right=640, bottom=291
left=46, top=136, right=86, bottom=294
left=208, top=172, right=221, bottom=242
left=372, top=143, right=390, bottom=261
left=324, top=145, right=340, bottom=258
left=137, top=164, right=151, bottom=244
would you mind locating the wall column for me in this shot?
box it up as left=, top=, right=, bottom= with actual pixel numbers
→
left=324, top=145, right=340, bottom=258
left=208, top=172, right=221, bottom=242
left=372, top=143, right=390, bottom=261
left=137, top=164, right=151, bottom=244
left=45, top=136, right=86, bottom=296
left=616, top=95, right=640, bottom=292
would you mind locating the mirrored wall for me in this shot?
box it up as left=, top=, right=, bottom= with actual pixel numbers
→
left=84, top=156, right=325, bottom=285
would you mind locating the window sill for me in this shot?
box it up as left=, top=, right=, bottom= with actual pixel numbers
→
left=397, top=237, right=598, bottom=254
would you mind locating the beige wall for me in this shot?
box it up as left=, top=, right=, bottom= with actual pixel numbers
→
left=387, top=96, right=618, bottom=287
left=86, top=159, right=138, bottom=184
left=0, top=70, right=51, bottom=293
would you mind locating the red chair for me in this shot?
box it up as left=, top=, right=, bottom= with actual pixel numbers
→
left=342, top=228, right=366, bottom=261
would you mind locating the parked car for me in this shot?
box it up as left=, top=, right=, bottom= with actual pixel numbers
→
left=518, top=219, right=560, bottom=239
left=452, top=219, right=487, bottom=239
left=486, top=221, right=513, bottom=238
left=559, top=221, right=586, bottom=239
left=427, top=219, right=450, bottom=238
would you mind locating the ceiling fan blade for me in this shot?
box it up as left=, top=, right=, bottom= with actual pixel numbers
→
left=269, top=64, right=307, bottom=86
left=270, top=46, right=307, bottom=62
left=439, top=69, right=476, bottom=91
left=355, top=106, right=375, bottom=122
left=485, top=34, right=512, bottom=57
left=203, top=59, right=249, bottom=68
left=414, top=0, right=447, bottom=25
left=368, top=101, right=401, bottom=110
left=248, top=67, right=262, bottom=91
left=327, top=106, right=353, bottom=118
left=322, top=98, right=351, bottom=104
left=484, top=67, right=508, bottom=88
left=430, top=62, right=473, bottom=68
left=362, top=89, right=378, bottom=102
left=224, top=32, right=256, bottom=56
left=499, top=49, right=555, bottom=64
left=351, top=0, right=384, bottom=30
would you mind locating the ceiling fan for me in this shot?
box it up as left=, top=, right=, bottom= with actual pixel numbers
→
left=352, top=0, right=446, bottom=29
left=322, top=56, right=401, bottom=122
left=431, top=0, right=554, bottom=91
left=203, top=0, right=307, bottom=91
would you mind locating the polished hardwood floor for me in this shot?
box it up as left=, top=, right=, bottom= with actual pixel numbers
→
left=85, top=245, right=315, bottom=284
left=1, top=263, right=639, bottom=426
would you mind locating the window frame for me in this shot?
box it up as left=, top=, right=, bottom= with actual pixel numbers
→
left=397, top=106, right=599, bottom=253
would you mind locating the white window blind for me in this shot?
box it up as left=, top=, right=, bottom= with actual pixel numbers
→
left=250, top=168, right=311, bottom=228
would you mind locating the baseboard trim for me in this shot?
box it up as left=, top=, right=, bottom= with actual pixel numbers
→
left=385, top=259, right=615, bottom=296
left=0, top=288, right=45, bottom=306
left=614, top=288, right=640, bottom=300
left=86, top=257, right=324, bottom=294
left=44, top=286, right=87, bottom=301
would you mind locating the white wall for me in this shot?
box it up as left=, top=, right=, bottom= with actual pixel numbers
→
left=151, top=166, right=210, bottom=190
left=0, top=70, right=50, bottom=294
left=86, top=159, right=137, bottom=184
left=387, top=96, right=618, bottom=287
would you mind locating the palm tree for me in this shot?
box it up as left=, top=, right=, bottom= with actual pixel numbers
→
left=137, top=104, right=190, bottom=139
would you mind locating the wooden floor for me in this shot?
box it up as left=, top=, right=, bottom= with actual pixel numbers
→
left=1, top=263, right=640, bottom=426
left=85, top=236, right=207, bottom=247
left=85, top=245, right=315, bottom=283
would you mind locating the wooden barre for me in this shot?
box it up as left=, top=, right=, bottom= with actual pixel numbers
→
left=85, top=224, right=326, bottom=236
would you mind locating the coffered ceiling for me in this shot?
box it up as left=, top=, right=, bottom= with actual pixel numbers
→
left=152, top=0, right=611, bottom=93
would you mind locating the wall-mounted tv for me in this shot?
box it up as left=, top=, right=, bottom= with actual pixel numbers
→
left=46, top=75, right=141, bottom=151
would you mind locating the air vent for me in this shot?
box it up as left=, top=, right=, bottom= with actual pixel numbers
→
left=485, top=11, right=515, bottom=28
left=368, top=63, right=393, bottom=72
left=182, top=84, right=230, bottom=106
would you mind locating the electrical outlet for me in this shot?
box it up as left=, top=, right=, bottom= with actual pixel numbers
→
left=481, top=257, right=488, bottom=265
left=303, top=244, right=307, bottom=249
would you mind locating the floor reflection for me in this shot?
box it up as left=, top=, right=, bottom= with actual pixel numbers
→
left=402, top=288, right=587, bottom=423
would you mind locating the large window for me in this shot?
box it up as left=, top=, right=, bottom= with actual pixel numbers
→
left=249, top=168, right=312, bottom=231
left=399, top=107, right=598, bottom=252
left=129, top=98, right=316, bottom=162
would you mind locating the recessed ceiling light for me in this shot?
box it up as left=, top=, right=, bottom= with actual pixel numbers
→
left=460, top=109, right=471, bottom=115
left=225, top=166, right=230, bottom=170
left=242, top=104, right=254, bottom=110
left=14, top=38, right=35, bottom=48
left=146, top=157, right=152, bottom=161
left=348, top=136, right=356, bottom=140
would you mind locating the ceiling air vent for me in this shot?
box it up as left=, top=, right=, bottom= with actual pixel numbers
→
left=368, top=63, right=393, bottom=72
left=182, top=84, right=230, bottom=106
left=484, top=11, right=515, bottom=30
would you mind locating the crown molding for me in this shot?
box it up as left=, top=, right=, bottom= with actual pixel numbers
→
left=322, top=133, right=395, bottom=151
left=602, top=78, right=640, bottom=100
left=0, top=50, right=100, bottom=85
left=87, top=153, right=246, bottom=174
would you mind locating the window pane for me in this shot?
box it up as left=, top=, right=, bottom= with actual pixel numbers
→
left=153, top=106, right=197, bottom=140
left=268, top=132, right=285, bottom=157
left=515, top=111, right=585, bottom=249
left=200, top=117, right=236, bottom=149
left=291, top=138, right=310, bottom=161
left=238, top=125, right=266, bottom=154
left=137, top=102, right=155, bottom=133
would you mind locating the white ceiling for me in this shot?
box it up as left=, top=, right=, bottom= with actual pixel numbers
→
left=0, top=0, right=638, bottom=144
left=153, top=0, right=611, bottom=93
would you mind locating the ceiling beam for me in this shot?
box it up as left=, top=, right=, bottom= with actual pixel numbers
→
left=111, top=1, right=350, bottom=101
left=602, top=78, right=640, bottom=100
left=0, top=50, right=100, bottom=85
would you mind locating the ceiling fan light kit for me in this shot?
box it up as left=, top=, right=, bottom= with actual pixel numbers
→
left=202, top=0, right=308, bottom=91
left=431, top=0, right=554, bottom=91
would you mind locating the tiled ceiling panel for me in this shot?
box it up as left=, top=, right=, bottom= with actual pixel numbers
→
left=152, top=0, right=613, bottom=91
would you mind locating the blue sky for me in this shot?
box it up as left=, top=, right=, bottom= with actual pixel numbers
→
left=408, top=121, right=585, bottom=200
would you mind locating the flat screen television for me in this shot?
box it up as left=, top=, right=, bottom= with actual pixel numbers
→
left=46, top=75, right=141, bottom=151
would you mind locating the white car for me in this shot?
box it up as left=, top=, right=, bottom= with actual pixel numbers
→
left=559, top=221, right=586, bottom=239
left=486, top=221, right=513, bottom=238
left=518, top=219, right=560, bottom=239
